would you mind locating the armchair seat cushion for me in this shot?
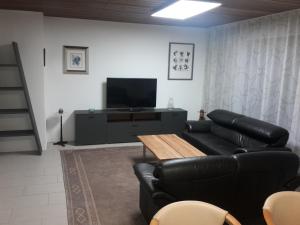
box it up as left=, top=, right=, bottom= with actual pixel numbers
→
left=182, top=132, right=238, bottom=155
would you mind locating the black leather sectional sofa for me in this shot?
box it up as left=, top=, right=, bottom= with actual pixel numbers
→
left=183, top=109, right=290, bottom=155
left=134, top=109, right=300, bottom=224
left=134, top=151, right=299, bottom=223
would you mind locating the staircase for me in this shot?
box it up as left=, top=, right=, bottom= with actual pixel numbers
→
left=0, top=42, right=42, bottom=154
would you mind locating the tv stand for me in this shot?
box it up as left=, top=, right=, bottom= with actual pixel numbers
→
left=128, top=107, right=144, bottom=112
left=75, top=108, right=187, bottom=145
left=113, top=108, right=145, bottom=112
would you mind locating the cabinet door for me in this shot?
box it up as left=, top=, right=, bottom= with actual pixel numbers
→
left=133, top=121, right=162, bottom=136
left=107, top=122, right=136, bottom=143
left=161, top=111, right=187, bottom=134
left=75, top=114, right=107, bottom=145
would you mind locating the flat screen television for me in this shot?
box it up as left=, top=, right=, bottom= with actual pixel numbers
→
left=106, top=78, right=157, bottom=109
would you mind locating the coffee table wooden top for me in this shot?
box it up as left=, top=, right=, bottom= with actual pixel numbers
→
left=138, top=134, right=206, bottom=160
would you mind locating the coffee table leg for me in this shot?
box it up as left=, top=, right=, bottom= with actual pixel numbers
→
left=143, top=145, right=146, bottom=159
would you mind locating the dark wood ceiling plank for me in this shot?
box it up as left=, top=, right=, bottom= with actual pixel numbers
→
left=104, top=4, right=151, bottom=14
left=219, top=0, right=300, bottom=12
left=0, top=0, right=300, bottom=27
left=213, top=7, right=272, bottom=18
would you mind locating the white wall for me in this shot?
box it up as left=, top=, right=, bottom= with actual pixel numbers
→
left=44, top=17, right=207, bottom=143
left=0, top=10, right=47, bottom=151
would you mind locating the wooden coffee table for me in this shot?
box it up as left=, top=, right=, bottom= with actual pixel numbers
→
left=137, top=134, right=206, bottom=160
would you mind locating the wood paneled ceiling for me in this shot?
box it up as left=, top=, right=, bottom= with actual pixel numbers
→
left=1, top=0, right=300, bottom=27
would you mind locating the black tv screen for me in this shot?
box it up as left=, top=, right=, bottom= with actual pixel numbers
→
left=106, top=78, right=157, bottom=109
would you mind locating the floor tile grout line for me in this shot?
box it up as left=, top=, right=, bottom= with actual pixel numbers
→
left=8, top=207, right=14, bottom=224
left=47, top=193, right=50, bottom=206
left=21, top=185, right=26, bottom=196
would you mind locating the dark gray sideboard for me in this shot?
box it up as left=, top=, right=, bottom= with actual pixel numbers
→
left=75, top=108, right=187, bottom=145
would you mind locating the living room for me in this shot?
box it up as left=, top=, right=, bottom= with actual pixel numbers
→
left=0, top=1, right=300, bottom=225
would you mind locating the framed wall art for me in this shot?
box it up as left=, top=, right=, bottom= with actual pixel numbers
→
left=63, top=46, right=89, bottom=74
left=168, top=42, right=194, bottom=80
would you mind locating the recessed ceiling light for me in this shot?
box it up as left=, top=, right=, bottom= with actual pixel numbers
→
left=152, top=0, right=222, bottom=20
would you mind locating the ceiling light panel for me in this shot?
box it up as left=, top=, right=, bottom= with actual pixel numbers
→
left=152, top=0, right=222, bottom=20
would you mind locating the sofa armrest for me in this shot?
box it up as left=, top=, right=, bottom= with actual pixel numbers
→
left=133, top=163, right=176, bottom=201
left=284, top=174, right=300, bottom=190
left=234, top=147, right=291, bottom=154
left=186, top=120, right=212, bottom=133
left=134, top=163, right=157, bottom=194
left=152, top=191, right=176, bottom=201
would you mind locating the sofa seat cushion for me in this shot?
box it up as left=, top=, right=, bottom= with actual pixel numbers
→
left=182, top=132, right=238, bottom=155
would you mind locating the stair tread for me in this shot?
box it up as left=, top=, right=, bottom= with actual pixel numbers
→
left=0, top=64, right=18, bottom=67
left=0, top=87, right=23, bottom=90
left=0, top=42, right=43, bottom=154
left=0, top=130, right=34, bottom=137
left=0, top=109, right=29, bottom=114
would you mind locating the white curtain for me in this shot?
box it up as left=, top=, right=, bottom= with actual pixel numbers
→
left=204, top=9, right=300, bottom=155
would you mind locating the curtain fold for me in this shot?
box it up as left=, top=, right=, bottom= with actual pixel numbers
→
left=204, top=9, right=300, bottom=155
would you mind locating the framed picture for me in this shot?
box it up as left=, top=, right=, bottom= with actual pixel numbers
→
left=168, top=42, right=194, bottom=80
left=63, top=46, right=89, bottom=74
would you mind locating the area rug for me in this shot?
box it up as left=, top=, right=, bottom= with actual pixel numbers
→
left=60, top=147, right=150, bottom=225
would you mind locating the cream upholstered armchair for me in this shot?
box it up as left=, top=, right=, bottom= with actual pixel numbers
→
left=263, top=191, right=300, bottom=225
left=150, top=201, right=241, bottom=225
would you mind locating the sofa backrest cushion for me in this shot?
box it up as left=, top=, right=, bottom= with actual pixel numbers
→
left=210, top=123, right=267, bottom=148
left=207, top=110, right=244, bottom=127
left=233, top=117, right=289, bottom=145
left=153, top=156, right=236, bottom=182
left=207, top=109, right=289, bottom=146
left=233, top=151, right=299, bottom=218
left=153, top=156, right=237, bottom=210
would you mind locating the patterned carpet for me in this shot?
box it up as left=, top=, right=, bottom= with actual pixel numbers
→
left=60, top=147, right=148, bottom=225
left=60, top=147, right=298, bottom=225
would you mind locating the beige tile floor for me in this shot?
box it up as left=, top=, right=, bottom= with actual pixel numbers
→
left=0, top=149, right=66, bottom=225
left=0, top=142, right=142, bottom=225
left=1, top=143, right=299, bottom=225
